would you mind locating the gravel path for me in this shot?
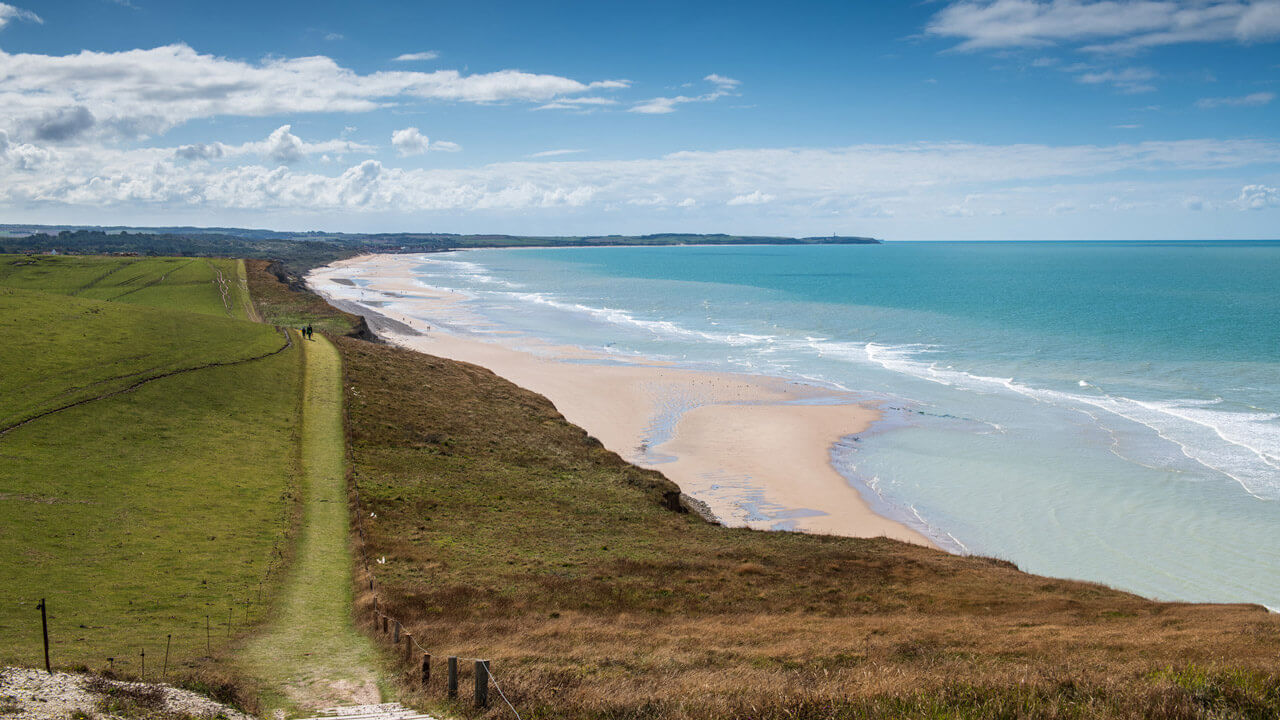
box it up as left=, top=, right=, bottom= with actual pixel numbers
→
left=0, top=667, right=254, bottom=720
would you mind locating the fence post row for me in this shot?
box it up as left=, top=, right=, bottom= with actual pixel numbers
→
left=447, top=656, right=458, bottom=698
left=421, top=653, right=430, bottom=687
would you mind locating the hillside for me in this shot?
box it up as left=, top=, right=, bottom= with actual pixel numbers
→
left=233, top=271, right=1280, bottom=720
left=0, top=255, right=302, bottom=685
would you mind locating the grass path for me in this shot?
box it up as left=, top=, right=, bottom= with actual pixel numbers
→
left=239, top=333, right=384, bottom=716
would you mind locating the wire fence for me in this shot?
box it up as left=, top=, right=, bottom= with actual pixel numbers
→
left=349, top=463, right=525, bottom=719
left=26, top=526, right=292, bottom=680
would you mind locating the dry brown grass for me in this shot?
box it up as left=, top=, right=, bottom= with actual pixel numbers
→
left=326, top=332, right=1280, bottom=720
left=244, top=259, right=368, bottom=336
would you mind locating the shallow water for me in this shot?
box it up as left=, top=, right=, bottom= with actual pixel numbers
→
left=371, top=242, right=1280, bottom=608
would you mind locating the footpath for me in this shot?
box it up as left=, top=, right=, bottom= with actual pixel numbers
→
left=238, top=333, right=387, bottom=716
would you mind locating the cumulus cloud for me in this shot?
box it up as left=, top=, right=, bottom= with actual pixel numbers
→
left=390, top=127, right=461, bottom=156
left=630, top=74, right=741, bottom=114
left=264, top=125, right=306, bottom=162
left=0, top=44, right=629, bottom=142
left=1196, top=91, right=1276, bottom=108
left=1235, top=184, right=1280, bottom=208
left=391, top=127, right=430, bottom=156
left=172, top=125, right=373, bottom=164
left=926, top=0, right=1280, bottom=53
left=394, top=51, right=440, bottom=62
left=0, top=3, right=40, bottom=30
left=0, top=130, right=52, bottom=170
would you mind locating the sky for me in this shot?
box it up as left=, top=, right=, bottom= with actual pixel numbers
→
left=0, top=0, right=1278, bottom=240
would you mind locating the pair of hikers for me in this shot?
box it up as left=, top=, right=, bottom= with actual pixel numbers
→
left=301, top=324, right=313, bottom=340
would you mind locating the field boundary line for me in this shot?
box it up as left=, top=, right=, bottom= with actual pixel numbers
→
left=0, top=327, right=294, bottom=437
left=107, top=259, right=196, bottom=302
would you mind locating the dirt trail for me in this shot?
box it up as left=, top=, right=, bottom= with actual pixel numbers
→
left=238, top=334, right=384, bottom=715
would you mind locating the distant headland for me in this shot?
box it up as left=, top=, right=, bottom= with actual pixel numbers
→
left=0, top=224, right=880, bottom=272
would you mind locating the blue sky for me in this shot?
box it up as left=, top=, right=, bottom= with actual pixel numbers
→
left=1, top=0, right=1278, bottom=239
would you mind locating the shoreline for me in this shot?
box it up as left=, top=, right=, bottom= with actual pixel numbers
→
left=309, top=253, right=933, bottom=546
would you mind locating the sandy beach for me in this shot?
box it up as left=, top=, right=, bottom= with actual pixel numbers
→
left=309, top=253, right=931, bottom=546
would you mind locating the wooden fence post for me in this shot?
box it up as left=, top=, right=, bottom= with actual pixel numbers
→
left=37, top=598, right=50, bottom=674
left=421, top=653, right=430, bottom=687
left=474, top=660, right=489, bottom=708
left=381, top=616, right=388, bottom=634
left=162, top=634, right=171, bottom=676
left=393, top=620, right=400, bottom=643
left=404, top=633, right=413, bottom=662
left=446, top=656, right=458, bottom=698
left=140, top=649, right=145, bottom=678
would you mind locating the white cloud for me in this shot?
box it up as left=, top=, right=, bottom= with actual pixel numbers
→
left=1196, top=91, right=1276, bottom=108
left=265, top=124, right=306, bottom=162
left=727, top=190, right=774, bottom=205
left=529, top=149, right=585, bottom=158
left=630, top=74, right=741, bottom=114
left=1235, top=184, right=1280, bottom=208
left=391, top=127, right=430, bottom=156
left=0, top=44, right=628, bottom=142
left=705, top=73, right=741, bottom=88
left=1237, top=1, right=1280, bottom=41
left=394, top=51, right=440, bottom=62
left=534, top=96, right=619, bottom=111
left=0, top=3, right=40, bottom=30
left=926, top=0, right=1280, bottom=53
left=1075, top=66, right=1157, bottom=93
left=0, top=130, right=52, bottom=170
left=390, top=127, right=461, bottom=156
left=6, top=137, right=1280, bottom=220
left=173, top=124, right=374, bottom=164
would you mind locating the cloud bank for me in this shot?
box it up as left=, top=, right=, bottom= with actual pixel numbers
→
left=0, top=44, right=629, bottom=142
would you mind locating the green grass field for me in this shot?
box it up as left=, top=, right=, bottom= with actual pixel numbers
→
left=0, top=255, right=305, bottom=679
left=0, top=255, right=253, bottom=319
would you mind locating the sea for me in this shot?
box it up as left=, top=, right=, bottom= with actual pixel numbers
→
left=357, top=241, right=1280, bottom=609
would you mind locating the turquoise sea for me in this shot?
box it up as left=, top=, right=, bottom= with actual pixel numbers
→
left=389, top=242, right=1280, bottom=608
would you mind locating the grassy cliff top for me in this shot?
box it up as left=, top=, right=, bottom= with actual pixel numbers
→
left=319, top=312, right=1280, bottom=719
